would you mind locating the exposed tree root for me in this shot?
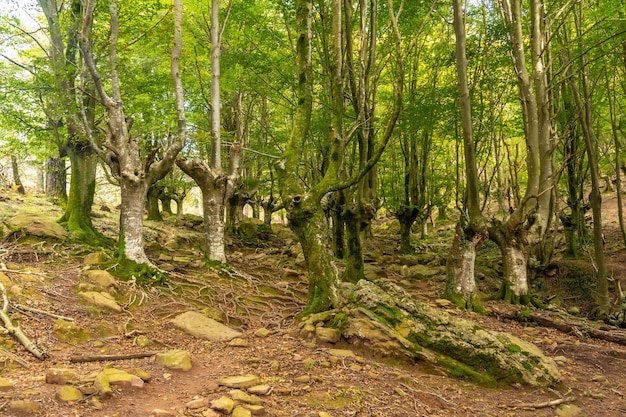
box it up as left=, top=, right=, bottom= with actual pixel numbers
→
left=69, top=352, right=156, bottom=363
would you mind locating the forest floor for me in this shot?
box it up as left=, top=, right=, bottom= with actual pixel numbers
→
left=0, top=191, right=626, bottom=417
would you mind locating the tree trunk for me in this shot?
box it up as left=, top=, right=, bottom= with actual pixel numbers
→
left=58, top=143, right=102, bottom=242
left=44, top=156, right=66, bottom=204
left=395, top=206, right=419, bottom=254
left=501, top=242, right=529, bottom=304
left=445, top=224, right=486, bottom=311
left=10, top=155, right=25, bottom=195
left=146, top=185, right=163, bottom=221
left=119, top=179, right=149, bottom=264
left=289, top=201, right=341, bottom=314
left=343, top=204, right=365, bottom=283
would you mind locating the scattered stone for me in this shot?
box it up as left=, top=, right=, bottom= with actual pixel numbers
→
left=93, top=340, right=104, bottom=348
left=315, top=327, right=341, bottom=344
left=88, top=397, right=103, bottom=410
left=82, top=269, right=116, bottom=288
left=124, top=367, right=152, bottom=382
left=348, top=363, right=362, bottom=372
left=79, top=385, right=98, bottom=395
left=394, top=387, right=408, bottom=396
left=206, top=380, right=220, bottom=391
left=327, top=349, right=355, bottom=358
left=567, top=306, right=580, bottom=316
left=9, top=400, right=43, bottom=414
left=8, top=212, right=68, bottom=240
left=56, top=386, right=84, bottom=402
left=134, top=335, right=151, bottom=347
left=210, top=396, right=235, bottom=414
left=156, top=350, right=193, bottom=371
left=83, top=252, right=108, bottom=265
left=556, top=404, right=583, bottom=417
left=170, top=311, right=243, bottom=341
left=553, top=356, right=569, bottom=365
left=94, top=368, right=145, bottom=398
left=294, top=375, right=311, bottom=384
left=186, top=397, right=209, bottom=409
left=45, top=368, right=79, bottom=385
left=229, top=338, right=249, bottom=347
left=319, top=412, right=334, bottom=417
left=269, top=360, right=280, bottom=371
left=150, top=409, right=177, bottom=417
left=591, top=374, right=606, bottom=382
left=232, top=406, right=253, bottom=417
left=78, top=291, right=122, bottom=312
left=0, top=272, right=11, bottom=288
left=243, top=404, right=266, bottom=415
left=0, top=377, right=14, bottom=392
left=230, top=389, right=263, bottom=405
left=302, top=340, right=317, bottom=349
left=254, top=328, right=271, bottom=338
left=218, top=375, right=260, bottom=389
left=247, top=385, right=271, bottom=395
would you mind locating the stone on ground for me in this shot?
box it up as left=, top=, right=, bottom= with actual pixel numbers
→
left=0, top=377, right=14, bottom=392
left=46, top=368, right=79, bottom=385
left=9, top=400, right=43, bottom=413
left=78, top=291, right=122, bottom=312
left=170, top=311, right=243, bottom=341
left=218, top=375, right=260, bottom=389
left=56, top=386, right=84, bottom=402
left=94, top=368, right=145, bottom=398
left=210, top=396, right=235, bottom=414
left=82, top=269, right=116, bottom=288
left=155, top=350, right=193, bottom=371
left=232, top=406, right=252, bottom=417
left=229, top=389, right=263, bottom=405
left=8, top=212, right=68, bottom=240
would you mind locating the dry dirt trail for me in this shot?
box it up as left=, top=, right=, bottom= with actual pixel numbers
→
left=0, top=192, right=625, bottom=416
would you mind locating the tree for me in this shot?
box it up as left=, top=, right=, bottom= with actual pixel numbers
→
left=176, top=0, right=241, bottom=264
left=80, top=0, right=186, bottom=268
left=277, top=0, right=403, bottom=313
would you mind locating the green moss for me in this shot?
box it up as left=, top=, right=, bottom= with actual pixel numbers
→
left=374, top=303, right=404, bottom=325
left=106, top=257, right=167, bottom=286
left=328, top=313, right=348, bottom=332
left=507, top=344, right=521, bottom=353
left=435, top=355, right=496, bottom=387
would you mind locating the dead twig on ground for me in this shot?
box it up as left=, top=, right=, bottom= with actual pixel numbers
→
left=503, top=396, right=576, bottom=410
left=0, top=282, right=48, bottom=360
left=12, top=304, right=75, bottom=321
left=69, top=352, right=157, bottom=363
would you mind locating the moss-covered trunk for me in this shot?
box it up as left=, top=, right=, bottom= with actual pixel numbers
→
left=288, top=201, right=341, bottom=314
left=343, top=205, right=365, bottom=283
left=146, top=185, right=163, bottom=221
left=58, top=143, right=103, bottom=243
left=44, top=156, right=67, bottom=205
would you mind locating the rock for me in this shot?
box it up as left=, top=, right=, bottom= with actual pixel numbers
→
left=56, top=386, right=84, bottom=402
left=319, top=412, right=334, bottom=417
left=327, top=349, right=355, bottom=358
left=78, top=291, right=122, bottom=312
left=155, top=350, right=192, bottom=371
left=82, top=269, right=116, bottom=288
left=567, top=306, right=580, bottom=315
left=0, top=377, right=14, bottom=392
left=150, top=409, right=177, bottom=417
left=243, top=404, right=266, bottom=415
left=247, top=385, right=271, bottom=395
left=232, top=406, right=253, bottom=417
left=46, top=368, right=79, bottom=385
left=170, top=311, right=243, bottom=341
left=9, top=400, right=43, bottom=413
left=210, top=396, right=235, bottom=414
left=315, top=327, right=341, bottom=344
left=84, top=252, right=107, bottom=265
left=229, top=389, right=263, bottom=405
left=8, top=212, right=68, bottom=240
left=556, top=404, right=583, bottom=417
left=591, top=374, right=606, bottom=382
left=53, top=319, right=88, bottom=342
left=0, top=272, right=11, bottom=288
left=294, top=375, right=311, bottom=384
left=134, top=335, right=151, bottom=347
left=94, top=368, right=145, bottom=398
left=254, top=327, right=271, bottom=338
left=124, top=367, right=152, bottom=382
left=229, top=338, right=249, bottom=347
left=218, top=375, right=260, bottom=389
left=186, top=397, right=209, bottom=409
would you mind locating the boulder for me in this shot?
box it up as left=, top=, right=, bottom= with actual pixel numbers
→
left=8, top=212, right=68, bottom=240
left=46, top=368, right=79, bottom=385
left=155, top=350, right=192, bottom=371
left=78, top=291, right=122, bottom=312
left=81, top=270, right=117, bottom=289
left=56, top=386, right=84, bottom=402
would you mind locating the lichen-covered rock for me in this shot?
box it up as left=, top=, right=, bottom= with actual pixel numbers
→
left=308, top=278, right=560, bottom=387
left=84, top=252, right=108, bottom=265
left=218, top=374, right=260, bottom=388
left=170, top=311, right=243, bottom=341
left=56, top=386, right=84, bottom=402
left=94, top=368, right=145, bottom=398
left=210, top=396, right=234, bottom=414
left=82, top=269, right=116, bottom=288
left=78, top=291, right=122, bottom=312
left=9, top=400, right=43, bottom=414
left=155, top=350, right=192, bottom=371
left=0, top=377, right=14, bottom=392
left=8, top=212, right=68, bottom=240
left=232, top=406, right=253, bottom=417
left=229, top=389, right=263, bottom=405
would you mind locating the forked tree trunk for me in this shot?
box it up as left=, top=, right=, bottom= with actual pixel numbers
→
left=445, top=224, right=486, bottom=311
left=343, top=204, right=365, bottom=283
left=146, top=185, right=163, bottom=221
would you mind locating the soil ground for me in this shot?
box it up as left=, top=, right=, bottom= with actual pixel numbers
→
left=0, top=191, right=626, bottom=417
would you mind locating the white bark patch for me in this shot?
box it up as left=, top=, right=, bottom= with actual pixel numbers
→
left=455, top=242, right=476, bottom=297
left=504, top=246, right=528, bottom=297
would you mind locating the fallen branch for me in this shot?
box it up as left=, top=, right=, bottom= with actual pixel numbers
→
left=491, top=305, right=626, bottom=346
left=0, top=283, right=48, bottom=360
left=504, top=396, right=576, bottom=410
left=12, top=304, right=75, bottom=322
left=69, top=352, right=157, bottom=363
